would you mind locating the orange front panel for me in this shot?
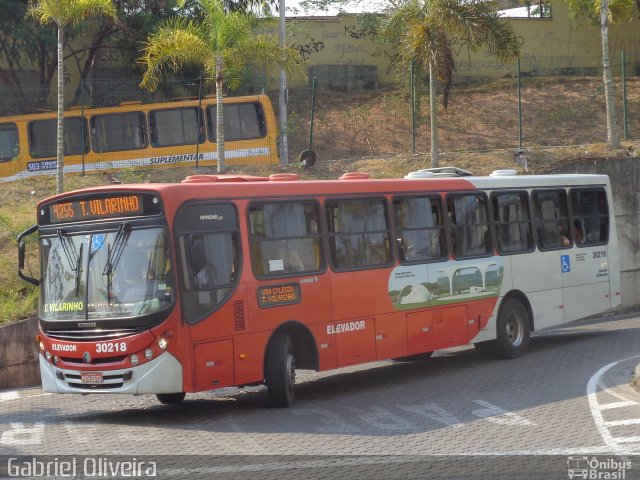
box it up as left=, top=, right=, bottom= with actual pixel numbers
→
left=334, top=318, right=376, bottom=367
left=193, top=340, right=234, bottom=391
left=233, top=331, right=271, bottom=386
left=375, top=313, right=407, bottom=360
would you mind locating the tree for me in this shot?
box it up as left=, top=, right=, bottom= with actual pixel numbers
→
left=563, top=0, right=635, bottom=150
left=139, top=0, right=299, bottom=173
left=28, top=0, right=117, bottom=194
left=383, top=0, right=519, bottom=167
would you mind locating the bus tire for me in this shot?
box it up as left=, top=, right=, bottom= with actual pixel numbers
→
left=266, top=333, right=296, bottom=407
left=494, top=298, right=530, bottom=358
left=156, top=393, right=186, bottom=404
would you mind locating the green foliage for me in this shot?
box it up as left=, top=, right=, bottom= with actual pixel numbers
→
left=0, top=288, right=39, bottom=326
left=383, top=0, right=519, bottom=108
left=564, top=0, right=636, bottom=23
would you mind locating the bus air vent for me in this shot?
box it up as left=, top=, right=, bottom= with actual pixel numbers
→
left=339, top=172, right=370, bottom=180
left=269, top=173, right=300, bottom=181
left=182, top=175, right=269, bottom=183
left=489, top=169, right=518, bottom=177
left=405, top=170, right=435, bottom=179
left=233, top=301, right=246, bottom=331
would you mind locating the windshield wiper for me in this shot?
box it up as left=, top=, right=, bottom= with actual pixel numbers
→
left=102, top=222, right=131, bottom=278
left=57, top=229, right=79, bottom=271
left=75, top=243, right=84, bottom=296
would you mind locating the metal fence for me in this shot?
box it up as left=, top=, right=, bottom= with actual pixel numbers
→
left=0, top=50, right=638, bottom=182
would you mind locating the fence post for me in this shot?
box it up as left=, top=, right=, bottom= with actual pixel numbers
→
left=622, top=50, right=628, bottom=142
left=196, top=71, right=203, bottom=168
left=517, top=57, right=523, bottom=150
left=80, top=78, right=86, bottom=176
left=410, top=60, right=416, bottom=155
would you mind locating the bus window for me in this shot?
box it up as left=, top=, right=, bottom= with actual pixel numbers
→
left=206, top=103, right=266, bottom=142
left=249, top=201, right=322, bottom=277
left=0, top=122, right=18, bottom=162
left=326, top=198, right=393, bottom=270
left=533, top=190, right=571, bottom=249
left=491, top=192, right=534, bottom=254
left=178, top=232, right=239, bottom=323
left=394, top=196, right=447, bottom=263
left=570, top=189, right=609, bottom=246
left=447, top=193, right=492, bottom=258
left=28, top=117, right=88, bottom=158
left=91, top=111, right=147, bottom=152
left=149, top=107, right=205, bottom=147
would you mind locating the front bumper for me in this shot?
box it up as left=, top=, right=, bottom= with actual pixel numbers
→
left=39, top=351, right=183, bottom=394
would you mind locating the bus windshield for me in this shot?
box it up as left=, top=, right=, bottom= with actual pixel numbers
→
left=40, top=227, right=174, bottom=321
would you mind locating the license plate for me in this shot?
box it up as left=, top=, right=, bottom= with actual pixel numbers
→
left=81, top=372, right=104, bottom=384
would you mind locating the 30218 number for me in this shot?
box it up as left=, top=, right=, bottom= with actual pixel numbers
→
left=593, top=251, right=607, bottom=259
left=96, top=342, right=127, bottom=353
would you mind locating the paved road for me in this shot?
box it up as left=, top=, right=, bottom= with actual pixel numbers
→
left=1, top=314, right=640, bottom=478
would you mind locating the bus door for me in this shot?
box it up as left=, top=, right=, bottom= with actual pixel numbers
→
left=174, top=202, right=243, bottom=391
left=561, top=189, right=611, bottom=322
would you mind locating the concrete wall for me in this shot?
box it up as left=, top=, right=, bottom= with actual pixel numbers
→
left=547, top=157, right=640, bottom=311
left=0, top=317, right=40, bottom=389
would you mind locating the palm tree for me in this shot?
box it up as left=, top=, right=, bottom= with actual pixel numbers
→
left=28, top=0, right=117, bottom=194
left=384, top=0, right=520, bottom=167
left=140, top=0, right=299, bottom=174
left=564, top=0, right=634, bottom=150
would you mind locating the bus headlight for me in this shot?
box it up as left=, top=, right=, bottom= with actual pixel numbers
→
left=157, top=337, right=168, bottom=350
left=39, top=342, right=45, bottom=352
left=130, top=354, right=139, bottom=366
left=144, top=349, right=153, bottom=360
left=45, top=351, right=51, bottom=362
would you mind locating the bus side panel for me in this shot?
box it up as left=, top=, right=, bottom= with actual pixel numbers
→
left=510, top=250, right=564, bottom=330
left=375, top=312, right=408, bottom=360
left=234, top=331, right=272, bottom=386
left=334, top=318, right=376, bottom=367
left=308, top=323, right=338, bottom=371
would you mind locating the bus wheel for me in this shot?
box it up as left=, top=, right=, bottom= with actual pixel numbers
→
left=495, top=298, right=530, bottom=358
left=156, top=393, right=186, bottom=405
left=266, top=334, right=296, bottom=407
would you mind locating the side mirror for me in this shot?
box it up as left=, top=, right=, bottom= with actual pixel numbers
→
left=17, top=224, right=39, bottom=286
left=18, top=240, right=26, bottom=270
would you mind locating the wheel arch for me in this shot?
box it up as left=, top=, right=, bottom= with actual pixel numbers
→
left=500, top=290, right=534, bottom=331
left=264, top=321, right=319, bottom=376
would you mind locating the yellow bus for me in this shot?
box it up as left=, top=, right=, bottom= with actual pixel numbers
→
left=0, top=94, right=279, bottom=183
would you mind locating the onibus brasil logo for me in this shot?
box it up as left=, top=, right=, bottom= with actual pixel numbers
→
left=567, top=457, right=632, bottom=479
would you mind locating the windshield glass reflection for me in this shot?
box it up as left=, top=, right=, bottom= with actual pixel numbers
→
left=40, top=228, right=174, bottom=320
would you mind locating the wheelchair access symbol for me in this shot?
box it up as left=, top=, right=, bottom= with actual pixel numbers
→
left=561, top=255, right=571, bottom=273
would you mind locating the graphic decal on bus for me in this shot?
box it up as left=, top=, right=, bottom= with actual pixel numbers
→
left=388, top=257, right=504, bottom=310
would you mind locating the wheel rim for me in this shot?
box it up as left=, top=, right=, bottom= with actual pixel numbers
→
left=505, top=312, right=525, bottom=347
left=286, top=353, right=296, bottom=397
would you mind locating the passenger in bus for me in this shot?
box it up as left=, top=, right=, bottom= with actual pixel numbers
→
left=190, top=238, right=216, bottom=289
left=558, top=223, right=571, bottom=247
left=573, top=220, right=585, bottom=246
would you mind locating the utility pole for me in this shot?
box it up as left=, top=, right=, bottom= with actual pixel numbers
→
left=278, top=0, right=288, bottom=167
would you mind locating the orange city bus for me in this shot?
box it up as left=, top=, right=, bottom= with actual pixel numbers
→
left=18, top=168, right=620, bottom=406
left=0, top=94, right=278, bottom=183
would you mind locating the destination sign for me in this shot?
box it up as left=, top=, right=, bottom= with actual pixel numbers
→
left=257, top=283, right=301, bottom=308
left=40, top=193, right=161, bottom=224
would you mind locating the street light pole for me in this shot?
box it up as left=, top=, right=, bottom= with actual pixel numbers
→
left=278, top=0, right=288, bottom=167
